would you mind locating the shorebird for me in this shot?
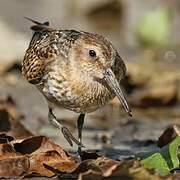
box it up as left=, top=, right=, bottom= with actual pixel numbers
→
left=22, top=18, right=132, bottom=155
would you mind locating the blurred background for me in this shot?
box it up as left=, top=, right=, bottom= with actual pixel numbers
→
left=0, top=0, right=179, bottom=158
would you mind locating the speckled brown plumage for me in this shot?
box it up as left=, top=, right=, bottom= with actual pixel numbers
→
left=22, top=18, right=131, bottom=152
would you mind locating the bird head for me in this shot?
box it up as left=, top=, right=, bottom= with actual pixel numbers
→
left=68, top=33, right=132, bottom=116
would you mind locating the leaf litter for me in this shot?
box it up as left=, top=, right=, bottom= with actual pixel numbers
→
left=0, top=95, right=180, bottom=179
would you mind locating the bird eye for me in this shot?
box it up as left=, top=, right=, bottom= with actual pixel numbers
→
left=89, top=49, right=97, bottom=58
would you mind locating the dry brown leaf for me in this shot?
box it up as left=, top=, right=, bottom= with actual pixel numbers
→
left=80, top=151, right=101, bottom=161
left=73, top=159, right=102, bottom=176
left=129, top=161, right=163, bottom=180
left=95, top=156, right=120, bottom=176
left=94, top=157, right=135, bottom=178
left=74, top=156, right=131, bottom=178
left=0, top=108, right=33, bottom=139
left=157, top=125, right=180, bottom=148
left=0, top=142, right=29, bottom=178
left=76, top=157, right=164, bottom=180
left=0, top=135, right=79, bottom=178
left=0, top=155, right=29, bottom=178
left=0, top=134, right=14, bottom=144
left=13, top=136, right=78, bottom=177
left=78, top=170, right=102, bottom=180
left=0, top=95, right=32, bottom=139
left=0, top=143, right=16, bottom=157
left=29, top=153, right=77, bottom=177
left=44, top=156, right=78, bottom=174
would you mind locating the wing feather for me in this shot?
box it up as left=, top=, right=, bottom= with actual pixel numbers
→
left=22, top=18, right=82, bottom=84
left=22, top=18, right=59, bottom=84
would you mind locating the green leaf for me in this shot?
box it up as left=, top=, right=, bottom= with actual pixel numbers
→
left=137, top=136, right=180, bottom=176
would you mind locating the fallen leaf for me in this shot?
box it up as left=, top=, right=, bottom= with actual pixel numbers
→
left=95, top=156, right=120, bottom=177
left=13, top=136, right=78, bottom=177
left=0, top=155, right=29, bottom=178
left=0, top=95, right=33, bottom=139
left=0, top=108, right=33, bottom=139
left=0, top=134, right=14, bottom=144
left=158, top=125, right=180, bottom=148
left=72, top=160, right=101, bottom=178
left=80, top=150, right=101, bottom=161
left=0, top=142, right=29, bottom=178
left=129, top=161, right=162, bottom=180
left=77, top=158, right=162, bottom=180
left=78, top=170, right=102, bottom=180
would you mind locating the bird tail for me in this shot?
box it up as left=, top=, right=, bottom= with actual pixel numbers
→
left=24, top=17, right=55, bottom=32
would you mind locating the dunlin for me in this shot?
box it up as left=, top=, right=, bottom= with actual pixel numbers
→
left=22, top=18, right=132, bottom=155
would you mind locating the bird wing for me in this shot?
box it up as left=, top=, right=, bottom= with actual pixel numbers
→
left=22, top=18, right=59, bottom=84
left=22, top=18, right=83, bottom=84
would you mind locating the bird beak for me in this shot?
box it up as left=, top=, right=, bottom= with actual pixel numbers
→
left=104, top=68, right=132, bottom=117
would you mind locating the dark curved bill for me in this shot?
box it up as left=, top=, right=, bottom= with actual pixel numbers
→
left=104, top=68, right=132, bottom=117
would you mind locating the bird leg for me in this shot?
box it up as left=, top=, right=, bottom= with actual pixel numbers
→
left=77, top=114, right=85, bottom=156
left=48, top=107, right=83, bottom=147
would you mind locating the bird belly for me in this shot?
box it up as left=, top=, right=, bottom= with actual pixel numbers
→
left=38, top=75, right=114, bottom=113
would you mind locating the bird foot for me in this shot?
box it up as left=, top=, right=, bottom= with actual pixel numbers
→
left=61, top=126, right=84, bottom=147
